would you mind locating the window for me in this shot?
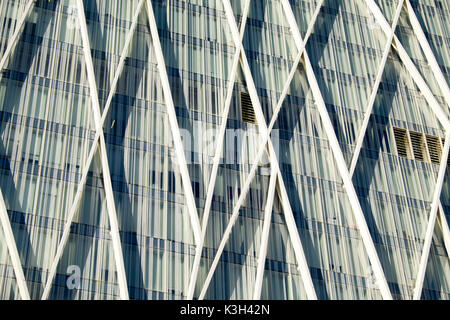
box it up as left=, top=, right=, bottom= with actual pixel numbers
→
left=409, top=131, right=426, bottom=162
left=168, top=171, right=175, bottom=193
left=189, top=85, right=198, bottom=110
left=240, top=92, right=255, bottom=124
left=192, top=181, right=200, bottom=198
left=210, top=88, right=217, bottom=115
left=393, top=127, right=411, bottom=158
left=425, top=135, right=442, bottom=164
left=442, top=138, right=450, bottom=167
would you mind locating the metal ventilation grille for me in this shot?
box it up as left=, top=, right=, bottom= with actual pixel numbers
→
left=393, top=127, right=410, bottom=158
left=241, top=92, right=256, bottom=124
left=426, top=135, right=442, bottom=164
left=409, top=131, right=426, bottom=162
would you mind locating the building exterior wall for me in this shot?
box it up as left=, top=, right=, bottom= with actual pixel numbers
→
left=0, top=0, right=448, bottom=300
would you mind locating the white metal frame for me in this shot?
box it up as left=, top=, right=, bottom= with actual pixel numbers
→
left=74, top=0, right=129, bottom=300
left=404, top=0, right=450, bottom=109
left=364, top=0, right=450, bottom=300
left=437, top=203, right=450, bottom=258
left=145, top=0, right=202, bottom=249
left=0, top=0, right=448, bottom=301
left=253, top=1, right=325, bottom=301
left=0, top=0, right=35, bottom=73
left=281, top=0, right=393, bottom=299
left=0, top=188, right=30, bottom=299
left=349, top=0, right=404, bottom=177
left=41, top=0, right=147, bottom=299
left=364, top=0, right=449, bottom=126
left=196, top=0, right=325, bottom=301
left=0, top=0, right=37, bottom=301
left=253, top=165, right=277, bottom=300
left=413, top=131, right=450, bottom=299
left=186, top=0, right=251, bottom=299
left=404, top=0, right=450, bottom=262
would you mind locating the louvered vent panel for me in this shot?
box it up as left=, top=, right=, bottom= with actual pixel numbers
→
left=409, top=131, right=426, bottom=162
left=425, top=135, right=442, bottom=164
left=241, top=92, right=256, bottom=124
left=393, top=127, right=410, bottom=158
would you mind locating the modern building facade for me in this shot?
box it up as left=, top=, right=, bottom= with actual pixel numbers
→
left=0, top=0, right=448, bottom=300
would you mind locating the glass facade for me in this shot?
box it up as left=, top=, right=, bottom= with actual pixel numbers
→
left=0, top=0, right=448, bottom=300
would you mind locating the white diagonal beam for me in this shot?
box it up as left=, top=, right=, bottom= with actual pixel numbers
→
left=404, top=0, right=450, bottom=260
left=413, top=131, right=450, bottom=299
left=253, top=165, right=277, bottom=300
left=365, top=0, right=450, bottom=128
left=349, top=0, right=404, bottom=176
left=41, top=140, right=98, bottom=299
left=437, top=202, right=450, bottom=259
left=0, top=0, right=36, bottom=301
left=405, top=0, right=450, bottom=109
left=145, top=0, right=202, bottom=247
left=75, top=0, right=129, bottom=300
left=0, top=0, right=35, bottom=73
left=364, top=0, right=450, bottom=300
left=186, top=0, right=251, bottom=299
left=350, top=0, right=450, bottom=293
left=0, top=190, right=30, bottom=299
left=281, top=0, right=393, bottom=299
left=41, top=0, right=146, bottom=300
left=198, top=0, right=321, bottom=300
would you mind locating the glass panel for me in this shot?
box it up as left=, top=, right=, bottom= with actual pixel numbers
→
left=288, top=0, right=321, bottom=38
left=46, top=149, right=119, bottom=300
left=0, top=223, right=21, bottom=300
left=0, top=0, right=96, bottom=299
left=272, top=66, right=382, bottom=299
left=199, top=172, right=271, bottom=299
left=243, top=0, right=299, bottom=123
left=352, top=46, right=446, bottom=299
left=82, top=0, right=142, bottom=112
left=421, top=222, right=450, bottom=300
left=395, top=6, right=448, bottom=117
left=404, top=0, right=450, bottom=90
left=103, top=9, right=196, bottom=299
left=306, top=0, right=389, bottom=165
left=0, top=0, right=29, bottom=57
left=374, top=0, right=401, bottom=25
left=260, top=195, right=308, bottom=300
